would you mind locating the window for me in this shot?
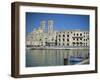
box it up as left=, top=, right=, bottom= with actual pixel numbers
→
left=73, top=42, right=75, bottom=44
left=59, top=39, right=60, bottom=41
left=67, top=35, right=69, bottom=37
left=40, top=39, right=41, bottom=41
left=67, top=43, right=69, bottom=46
left=77, top=38, right=78, bottom=41
left=63, top=34, right=65, bottom=37
left=73, top=42, right=75, bottom=46
left=77, top=33, right=78, bottom=36
left=80, top=38, right=82, bottom=40
left=71, top=32, right=72, bottom=33
left=73, top=38, right=75, bottom=40
left=80, top=33, right=82, bottom=36
left=67, top=39, right=69, bottom=41
left=74, top=33, right=75, bottom=36
left=80, top=42, right=82, bottom=46
left=63, top=38, right=65, bottom=41
left=59, top=35, right=61, bottom=37
left=63, top=43, right=64, bottom=46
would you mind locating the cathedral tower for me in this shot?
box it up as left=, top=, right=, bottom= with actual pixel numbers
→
left=40, top=20, right=46, bottom=32
left=48, top=20, right=53, bottom=34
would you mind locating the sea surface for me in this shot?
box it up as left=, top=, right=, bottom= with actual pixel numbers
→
left=26, top=49, right=89, bottom=67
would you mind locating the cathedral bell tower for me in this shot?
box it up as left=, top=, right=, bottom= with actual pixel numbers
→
left=48, top=20, right=53, bottom=34
left=40, top=20, right=46, bottom=32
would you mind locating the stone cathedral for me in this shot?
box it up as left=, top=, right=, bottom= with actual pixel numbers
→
left=26, top=20, right=89, bottom=47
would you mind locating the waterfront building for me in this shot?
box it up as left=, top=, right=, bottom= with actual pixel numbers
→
left=56, top=30, right=89, bottom=47
left=26, top=20, right=89, bottom=47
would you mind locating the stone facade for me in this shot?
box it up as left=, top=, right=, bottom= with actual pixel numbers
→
left=26, top=20, right=89, bottom=47
left=56, top=30, right=89, bottom=47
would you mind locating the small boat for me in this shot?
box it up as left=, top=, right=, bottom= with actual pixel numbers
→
left=70, top=57, right=83, bottom=62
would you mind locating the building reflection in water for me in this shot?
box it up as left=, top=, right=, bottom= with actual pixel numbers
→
left=26, top=49, right=89, bottom=67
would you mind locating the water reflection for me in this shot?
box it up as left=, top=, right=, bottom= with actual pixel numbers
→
left=26, top=49, right=89, bottom=67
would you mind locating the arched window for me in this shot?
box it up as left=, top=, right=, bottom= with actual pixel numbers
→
left=67, top=39, right=69, bottom=41
left=63, top=38, right=65, bottom=41
left=77, top=42, right=79, bottom=46
left=80, top=38, right=82, bottom=40
left=67, top=35, right=69, bottom=37
left=77, top=33, right=78, bottom=36
left=80, top=42, right=82, bottom=46
left=80, top=33, right=82, bottom=36
left=63, top=34, right=65, bottom=37
left=73, top=42, right=75, bottom=46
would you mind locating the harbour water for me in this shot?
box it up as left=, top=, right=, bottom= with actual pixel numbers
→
left=26, top=49, right=89, bottom=67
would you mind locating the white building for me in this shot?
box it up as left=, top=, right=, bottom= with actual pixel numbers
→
left=56, top=30, right=89, bottom=47
left=26, top=20, right=89, bottom=47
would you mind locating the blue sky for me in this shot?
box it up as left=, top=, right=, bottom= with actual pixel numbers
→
left=26, top=12, right=89, bottom=33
